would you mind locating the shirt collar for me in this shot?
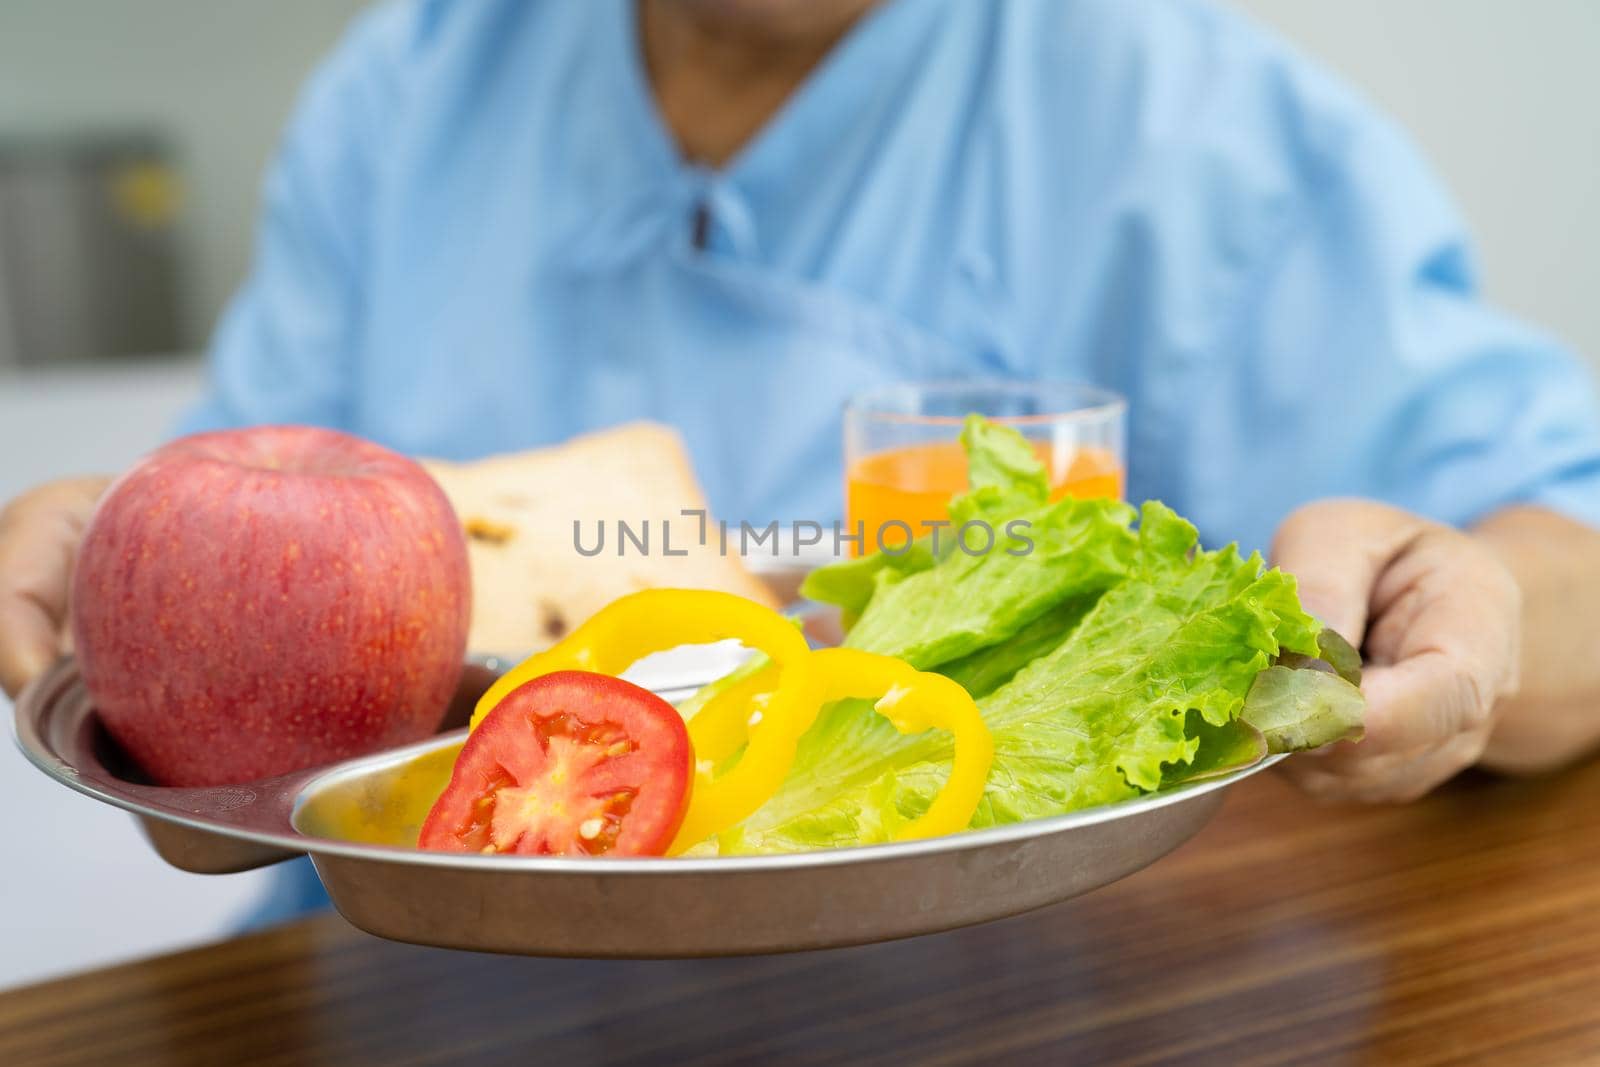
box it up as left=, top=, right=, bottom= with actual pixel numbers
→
left=574, top=0, right=948, bottom=271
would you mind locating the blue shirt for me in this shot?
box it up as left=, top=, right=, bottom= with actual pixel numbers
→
left=184, top=0, right=1600, bottom=556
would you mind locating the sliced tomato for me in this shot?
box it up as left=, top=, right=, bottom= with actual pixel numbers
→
left=419, top=671, right=692, bottom=857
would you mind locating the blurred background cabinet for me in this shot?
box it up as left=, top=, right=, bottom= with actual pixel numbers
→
left=0, top=134, right=184, bottom=367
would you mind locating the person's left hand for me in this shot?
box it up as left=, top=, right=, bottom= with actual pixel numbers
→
left=1269, top=499, right=1522, bottom=803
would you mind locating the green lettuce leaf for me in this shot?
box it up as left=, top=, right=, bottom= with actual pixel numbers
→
left=695, top=417, right=1361, bottom=855
left=802, top=413, right=1059, bottom=629
left=839, top=495, right=1138, bottom=668
left=797, top=538, right=938, bottom=627
left=960, top=413, right=1050, bottom=505
left=936, top=593, right=1100, bottom=699
left=719, top=501, right=1325, bottom=854
left=1159, top=713, right=1268, bottom=789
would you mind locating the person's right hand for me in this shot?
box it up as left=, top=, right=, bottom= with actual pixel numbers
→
left=0, top=477, right=110, bottom=700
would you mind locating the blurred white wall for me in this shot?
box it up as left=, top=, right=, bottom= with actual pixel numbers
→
left=0, top=0, right=1595, bottom=990
left=1237, top=0, right=1600, bottom=367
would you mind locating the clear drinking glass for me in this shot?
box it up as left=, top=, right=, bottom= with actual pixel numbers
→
left=843, top=381, right=1127, bottom=554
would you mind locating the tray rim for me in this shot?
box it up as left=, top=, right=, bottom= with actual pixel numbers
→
left=14, top=655, right=1284, bottom=876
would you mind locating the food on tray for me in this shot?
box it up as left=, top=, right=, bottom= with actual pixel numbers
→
left=68, top=411, right=1362, bottom=853
left=422, top=423, right=777, bottom=656
left=723, top=417, right=1363, bottom=854
left=420, top=589, right=997, bottom=857
left=449, top=587, right=823, bottom=854
left=429, top=416, right=1363, bottom=857
left=419, top=671, right=693, bottom=857
left=72, top=426, right=470, bottom=787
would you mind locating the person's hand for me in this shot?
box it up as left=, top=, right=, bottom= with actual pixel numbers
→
left=1270, top=499, right=1522, bottom=803
left=0, top=477, right=110, bottom=699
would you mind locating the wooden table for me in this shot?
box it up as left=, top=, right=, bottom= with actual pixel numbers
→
left=5, top=761, right=1600, bottom=1066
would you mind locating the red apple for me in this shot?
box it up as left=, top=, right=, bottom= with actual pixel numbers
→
left=71, top=426, right=471, bottom=786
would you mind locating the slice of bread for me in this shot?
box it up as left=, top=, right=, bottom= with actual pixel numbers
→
left=423, top=423, right=777, bottom=656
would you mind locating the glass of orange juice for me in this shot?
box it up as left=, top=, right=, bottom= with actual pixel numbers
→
left=844, top=381, right=1126, bottom=554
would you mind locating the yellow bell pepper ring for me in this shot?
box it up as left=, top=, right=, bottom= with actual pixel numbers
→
left=685, top=663, right=781, bottom=765
left=467, top=589, right=820, bottom=855
left=671, top=657, right=820, bottom=854
left=688, top=648, right=994, bottom=846
left=472, top=589, right=810, bottom=729
left=809, top=648, right=994, bottom=842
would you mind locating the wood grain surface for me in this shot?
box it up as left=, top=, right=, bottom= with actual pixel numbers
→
left=5, top=760, right=1600, bottom=1066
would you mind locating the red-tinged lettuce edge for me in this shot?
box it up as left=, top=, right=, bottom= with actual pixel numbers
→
left=1164, top=628, right=1366, bottom=784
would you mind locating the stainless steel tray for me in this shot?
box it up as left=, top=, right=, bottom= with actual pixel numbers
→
left=14, top=656, right=1279, bottom=958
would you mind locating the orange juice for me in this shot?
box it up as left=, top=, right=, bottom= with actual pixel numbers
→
left=845, top=440, right=1123, bottom=554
